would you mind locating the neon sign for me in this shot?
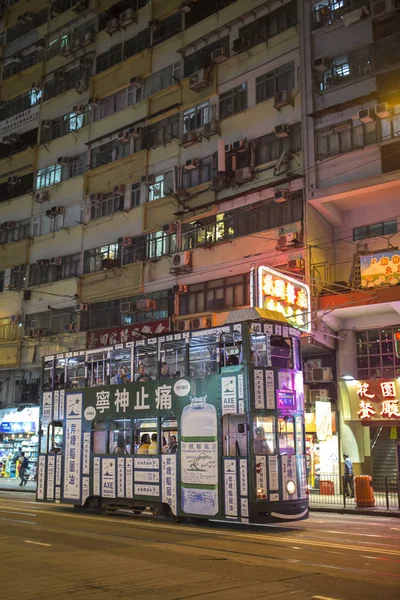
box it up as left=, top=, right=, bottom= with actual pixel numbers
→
left=252, top=266, right=311, bottom=332
left=355, top=380, right=400, bottom=420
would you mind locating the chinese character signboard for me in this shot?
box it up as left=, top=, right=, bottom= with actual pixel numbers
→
left=251, top=266, right=311, bottom=332
left=360, top=251, right=400, bottom=289
left=344, top=379, right=400, bottom=422
left=0, top=106, right=40, bottom=136
left=86, top=319, right=170, bottom=348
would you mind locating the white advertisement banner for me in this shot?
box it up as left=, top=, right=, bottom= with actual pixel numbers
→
left=101, top=458, right=116, bottom=498
left=134, top=470, right=160, bottom=483
left=42, top=392, right=52, bottom=428
left=59, top=390, right=65, bottom=421
left=55, top=453, right=62, bottom=486
left=46, top=455, right=55, bottom=500
left=224, top=459, right=238, bottom=517
left=315, top=400, right=332, bottom=441
left=134, top=484, right=159, bottom=497
left=282, top=454, right=288, bottom=500
left=254, top=370, right=265, bottom=409
left=265, top=370, right=275, bottom=409
left=134, top=457, right=159, bottom=470
left=55, top=487, right=61, bottom=500
left=66, top=393, right=83, bottom=419
left=0, top=105, right=39, bottom=136
left=63, top=420, right=81, bottom=501
left=53, top=391, right=59, bottom=422
left=161, top=454, right=177, bottom=515
left=126, top=457, right=133, bottom=499
left=240, top=497, right=249, bottom=518
left=82, top=477, right=90, bottom=505
left=117, top=457, right=125, bottom=498
left=239, top=458, right=248, bottom=497
left=268, top=455, right=279, bottom=491
left=93, top=457, right=100, bottom=496
left=83, top=432, right=90, bottom=475
left=37, top=455, right=46, bottom=500
left=221, top=376, right=237, bottom=414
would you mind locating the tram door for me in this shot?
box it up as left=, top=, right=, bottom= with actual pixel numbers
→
left=222, top=415, right=249, bottom=521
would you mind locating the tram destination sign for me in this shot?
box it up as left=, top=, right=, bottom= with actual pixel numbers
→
left=86, top=319, right=171, bottom=348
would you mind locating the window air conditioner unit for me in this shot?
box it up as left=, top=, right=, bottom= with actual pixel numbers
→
left=119, top=8, right=137, bottom=27
left=114, top=185, right=125, bottom=195
left=42, top=120, right=52, bottom=130
left=37, top=259, right=50, bottom=266
left=137, top=298, right=157, bottom=311
left=375, top=102, right=391, bottom=118
left=7, top=133, right=20, bottom=143
left=19, top=12, right=33, bottom=23
left=72, top=0, right=87, bottom=14
left=203, top=118, right=220, bottom=137
left=120, top=301, right=133, bottom=313
left=75, top=78, right=88, bottom=93
left=118, top=131, right=130, bottom=143
left=235, top=167, right=253, bottom=183
left=106, top=17, right=119, bottom=34
left=180, top=0, right=194, bottom=13
left=190, top=316, right=212, bottom=330
left=7, top=176, right=20, bottom=185
left=170, top=251, right=192, bottom=272
left=35, top=191, right=49, bottom=203
left=232, top=35, right=251, bottom=53
left=274, top=124, right=291, bottom=138
left=90, top=193, right=103, bottom=205
left=163, top=223, right=176, bottom=234
left=72, top=38, right=82, bottom=51
left=274, top=189, right=289, bottom=203
left=224, top=143, right=232, bottom=154
left=1, top=221, right=16, bottom=229
left=358, top=108, right=375, bottom=123
left=313, top=57, right=329, bottom=72
left=75, top=302, right=88, bottom=312
left=274, top=90, right=293, bottom=109
left=312, top=367, right=333, bottom=382
left=122, top=236, right=133, bottom=246
left=232, top=139, right=248, bottom=153
left=287, top=258, right=305, bottom=272
left=60, top=44, right=72, bottom=57
left=173, top=284, right=188, bottom=294
left=181, top=132, right=199, bottom=148
left=57, top=156, right=70, bottom=165
left=82, top=31, right=94, bottom=46
left=148, top=19, right=159, bottom=31
left=130, top=75, right=144, bottom=88
left=184, top=158, right=200, bottom=171
left=309, top=389, right=329, bottom=403
left=141, top=174, right=155, bottom=185
left=50, top=256, right=63, bottom=265
left=189, top=68, right=210, bottom=91
left=46, top=206, right=64, bottom=217
left=88, top=97, right=100, bottom=108
left=211, top=47, right=228, bottom=63
left=276, top=232, right=298, bottom=250
left=129, top=126, right=142, bottom=139
left=64, top=323, right=77, bottom=332
left=31, top=329, right=48, bottom=338
left=10, top=315, right=21, bottom=323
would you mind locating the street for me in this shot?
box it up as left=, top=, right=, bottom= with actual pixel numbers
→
left=0, top=492, right=399, bottom=599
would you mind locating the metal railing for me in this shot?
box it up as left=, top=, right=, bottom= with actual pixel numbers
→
left=308, top=473, right=400, bottom=511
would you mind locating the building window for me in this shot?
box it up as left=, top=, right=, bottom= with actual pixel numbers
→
left=316, top=120, right=378, bottom=159
left=10, top=265, right=26, bottom=289
left=219, top=84, right=247, bottom=119
left=180, top=274, right=250, bottom=315
left=353, top=220, right=398, bottom=242
left=312, top=1, right=369, bottom=30
left=316, top=47, right=371, bottom=92
left=0, top=172, right=34, bottom=204
left=96, top=44, right=123, bottom=74
left=44, top=63, right=92, bottom=101
left=256, top=62, right=295, bottom=104
left=0, top=128, right=38, bottom=161
left=2, top=46, right=44, bottom=81
left=146, top=230, right=176, bottom=259
left=356, top=327, right=400, bottom=379
left=90, top=136, right=137, bottom=169
left=6, top=9, right=48, bottom=43
left=254, top=123, right=302, bottom=165
left=183, top=102, right=210, bottom=133
left=83, top=242, right=121, bottom=274
left=0, top=219, right=30, bottom=245
left=48, top=213, right=65, bottom=233
left=142, top=114, right=179, bottom=149
left=36, top=164, right=62, bottom=190
left=184, top=36, right=229, bottom=77
left=131, top=183, right=141, bottom=208
left=238, top=1, right=297, bottom=50
left=381, top=103, right=400, bottom=141
left=149, top=171, right=174, bottom=202
left=152, top=12, right=182, bottom=46
left=91, top=192, right=124, bottom=220
left=182, top=157, right=213, bottom=188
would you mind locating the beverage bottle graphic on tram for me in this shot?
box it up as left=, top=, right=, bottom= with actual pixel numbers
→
left=181, top=395, right=219, bottom=516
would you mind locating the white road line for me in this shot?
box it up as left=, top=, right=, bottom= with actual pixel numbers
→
left=0, top=517, right=36, bottom=525
left=313, top=596, right=340, bottom=600
left=24, top=540, right=52, bottom=547
left=0, top=508, right=36, bottom=517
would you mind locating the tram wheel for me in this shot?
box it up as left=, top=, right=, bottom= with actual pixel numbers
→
left=160, top=503, right=181, bottom=523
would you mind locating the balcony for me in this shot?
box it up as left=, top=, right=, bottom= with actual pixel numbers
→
left=0, top=172, right=34, bottom=204
left=312, top=1, right=370, bottom=30
left=315, top=48, right=372, bottom=93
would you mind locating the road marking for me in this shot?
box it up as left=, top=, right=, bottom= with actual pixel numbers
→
left=313, top=596, right=339, bottom=600
left=0, top=508, right=36, bottom=517
left=24, top=540, right=52, bottom=547
left=0, top=516, right=36, bottom=524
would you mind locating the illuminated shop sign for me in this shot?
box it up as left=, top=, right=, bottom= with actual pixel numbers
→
left=0, top=422, right=36, bottom=434
left=251, top=266, right=311, bottom=332
left=356, top=380, right=400, bottom=420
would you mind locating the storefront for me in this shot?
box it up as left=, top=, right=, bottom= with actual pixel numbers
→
left=0, top=406, right=39, bottom=481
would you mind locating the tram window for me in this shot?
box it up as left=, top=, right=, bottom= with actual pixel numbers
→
left=87, top=351, right=108, bottom=386
left=43, top=359, right=54, bottom=391
left=250, top=333, right=268, bottom=366
left=48, top=421, right=63, bottom=454
left=222, top=415, right=247, bottom=456
left=160, top=340, right=186, bottom=379
left=110, top=348, right=132, bottom=384
left=253, top=416, right=275, bottom=455
left=189, top=335, right=219, bottom=377
left=162, top=418, right=178, bottom=454
left=66, top=355, right=85, bottom=389
left=93, top=420, right=107, bottom=454
left=221, top=332, right=242, bottom=369
left=135, top=345, right=157, bottom=381
left=278, top=416, right=295, bottom=456
left=55, top=357, right=66, bottom=389
left=134, top=418, right=157, bottom=454
left=109, top=419, right=131, bottom=455
left=271, top=335, right=292, bottom=369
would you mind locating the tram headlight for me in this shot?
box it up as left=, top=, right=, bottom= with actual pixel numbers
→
left=286, top=480, right=296, bottom=495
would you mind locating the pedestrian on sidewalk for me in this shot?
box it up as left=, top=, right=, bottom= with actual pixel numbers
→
left=18, top=453, right=29, bottom=487
left=343, top=453, right=354, bottom=498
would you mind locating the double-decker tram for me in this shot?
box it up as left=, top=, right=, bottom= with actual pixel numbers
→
left=37, top=308, right=308, bottom=523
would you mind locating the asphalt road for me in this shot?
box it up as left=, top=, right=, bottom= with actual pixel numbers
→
left=0, top=491, right=399, bottom=600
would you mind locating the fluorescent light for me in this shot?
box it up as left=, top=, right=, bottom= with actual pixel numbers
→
left=341, top=374, right=355, bottom=381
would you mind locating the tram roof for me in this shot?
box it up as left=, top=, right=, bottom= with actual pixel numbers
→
left=224, top=307, right=289, bottom=325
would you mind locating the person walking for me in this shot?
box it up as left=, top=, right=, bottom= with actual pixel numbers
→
left=343, top=452, right=354, bottom=498
left=18, top=452, right=29, bottom=487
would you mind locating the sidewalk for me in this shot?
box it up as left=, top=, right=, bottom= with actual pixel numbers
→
left=310, top=502, right=400, bottom=518
left=0, top=478, right=37, bottom=493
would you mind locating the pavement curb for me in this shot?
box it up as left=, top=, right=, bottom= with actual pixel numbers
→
left=310, top=506, right=400, bottom=518
left=0, top=487, right=36, bottom=493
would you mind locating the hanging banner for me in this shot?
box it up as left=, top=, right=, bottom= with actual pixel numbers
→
left=86, top=319, right=171, bottom=348
left=315, top=400, right=332, bottom=441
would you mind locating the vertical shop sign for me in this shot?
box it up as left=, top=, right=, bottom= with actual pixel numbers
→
left=126, top=457, right=133, bottom=499
left=101, top=458, right=116, bottom=498
left=47, top=455, right=55, bottom=500
left=37, top=455, right=46, bottom=500
left=265, top=370, right=275, bottom=409
left=254, top=369, right=265, bottom=409
left=224, top=459, right=238, bottom=517
left=93, top=457, right=100, bottom=496
left=221, top=376, right=237, bottom=414
left=63, top=419, right=82, bottom=501
left=161, top=454, right=177, bottom=515
left=117, top=458, right=125, bottom=498
left=83, top=432, right=90, bottom=475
